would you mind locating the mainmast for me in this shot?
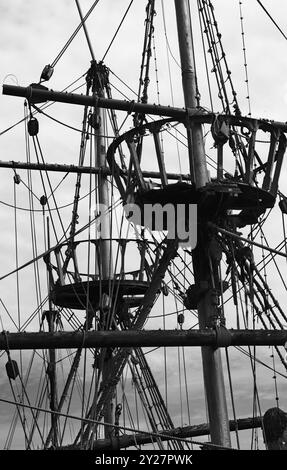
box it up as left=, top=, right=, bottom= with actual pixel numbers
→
left=88, top=61, right=114, bottom=440
left=94, top=64, right=114, bottom=440
left=174, top=0, right=231, bottom=447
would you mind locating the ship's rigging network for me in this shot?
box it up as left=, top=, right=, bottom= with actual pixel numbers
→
left=1, top=0, right=287, bottom=451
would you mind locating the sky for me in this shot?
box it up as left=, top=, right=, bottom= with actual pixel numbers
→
left=1, top=0, right=287, bottom=451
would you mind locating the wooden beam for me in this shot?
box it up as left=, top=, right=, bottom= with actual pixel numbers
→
left=59, top=416, right=261, bottom=449
left=3, top=84, right=287, bottom=133
left=0, top=329, right=287, bottom=350
left=0, top=160, right=190, bottom=181
left=2, top=84, right=188, bottom=120
left=91, top=416, right=262, bottom=450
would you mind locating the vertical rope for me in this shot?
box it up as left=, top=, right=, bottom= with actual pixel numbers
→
left=225, top=349, right=240, bottom=449
left=197, top=0, right=214, bottom=111
left=161, top=0, right=182, bottom=175
left=239, top=1, right=252, bottom=116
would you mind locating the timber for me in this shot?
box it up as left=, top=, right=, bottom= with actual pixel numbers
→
left=2, top=84, right=188, bottom=120
left=3, top=84, right=287, bottom=132
left=175, top=0, right=230, bottom=447
left=0, top=160, right=190, bottom=180
left=1, top=329, right=287, bottom=350
left=88, top=416, right=262, bottom=450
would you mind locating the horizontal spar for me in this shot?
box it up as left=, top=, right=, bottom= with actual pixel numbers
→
left=3, top=84, right=287, bottom=132
left=4, top=85, right=287, bottom=132
left=1, top=329, right=287, bottom=350
left=89, top=416, right=262, bottom=450
left=2, top=84, right=189, bottom=119
left=0, top=160, right=190, bottom=180
left=61, top=417, right=261, bottom=450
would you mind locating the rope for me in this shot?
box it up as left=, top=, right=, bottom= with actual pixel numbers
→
left=256, top=0, right=287, bottom=41
left=0, top=298, right=18, bottom=330
left=47, top=172, right=69, bottom=200
left=0, top=187, right=97, bottom=213
left=32, top=104, right=115, bottom=137
left=161, top=0, right=181, bottom=69
left=258, top=222, right=287, bottom=291
left=161, top=0, right=182, bottom=175
left=33, top=134, right=67, bottom=241
left=110, top=67, right=218, bottom=174
left=237, top=279, right=266, bottom=449
left=0, top=74, right=86, bottom=137
left=198, top=0, right=241, bottom=115
left=197, top=0, right=214, bottom=111
left=0, top=198, right=122, bottom=282
left=102, top=0, right=134, bottom=61
left=281, top=197, right=287, bottom=263
left=225, top=349, right=240, bottom=449
left=162, top=293, right=169, bottom=447
left=136, top=0, right=155, bottom=105
left=24, top=105, right=45, bottom=331
left=259, top=223, right=280, bottom=405
left=212, top=223, right=287, bottom=259
left=238, top=1, right=252, bottom=116
left=236, top=346, right=287, bottom=379
left=51, top=0, right=100, bottom=67
left=222, top=220, right=287, bottom=309
left=75, top=0, right=95, bottom=61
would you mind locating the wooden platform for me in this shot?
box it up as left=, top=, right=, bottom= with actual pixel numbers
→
left=51, top=279, right=149, bottom=310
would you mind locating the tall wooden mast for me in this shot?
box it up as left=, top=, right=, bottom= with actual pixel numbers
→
left=91, top=62, right=114, bottom=440
left=174, top=0, right=231, bottom=447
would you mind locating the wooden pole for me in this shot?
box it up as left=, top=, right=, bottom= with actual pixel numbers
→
left=93, top=67, right=114, bottom=440
left=4, top=84, right=287, bottom=131
left=1, top=329, right=287, bottom=350
left=45, top=311, right=58, bottom=447
left=0, top=160, right=191, bottom=180
left=46, top=221, right=59, bottom=447
left=174, top=0, right=231, bottom=447
left=2, top=84, right=189, bottom=120
left=88, top=416, right=262, bottom=450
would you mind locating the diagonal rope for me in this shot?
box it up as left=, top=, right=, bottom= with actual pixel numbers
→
left=256, top=0, right=287, bottom=41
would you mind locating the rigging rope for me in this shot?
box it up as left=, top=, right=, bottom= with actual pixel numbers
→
left=238, top=1, right=252, bottom=116
left=197, top=0, right=214, bottom=111
left=260, top=225, right=280, bottom=405
left=0, top=186, right=97, bottom=213
left=213, top=224, right=287, bottom=259
left=24, top=105, right=45, bottom=331
left=51, top=0, right=100, bottom=68
left=225, top=348, right=240, bottom=449
left=137, top=0, right=155, bottom=105
left=236, top=282, right=266, bottom=449
left=256, top=0, right=287, bottom=42
left=161, top=0, right=182, bottom=175
left=236, top=346, right=287, bottom=379
left=0, top=197, right=122, bottom=282
left=0, top=73, right=86, bottom=137
left=31, top=103, right=115, bottom=138
left=75, top=0, right=95, bottom=61
left=102, top=0, right=134, bottom=61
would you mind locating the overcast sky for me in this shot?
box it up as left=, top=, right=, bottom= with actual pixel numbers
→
left=1, top=0, right=287, bottom=450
